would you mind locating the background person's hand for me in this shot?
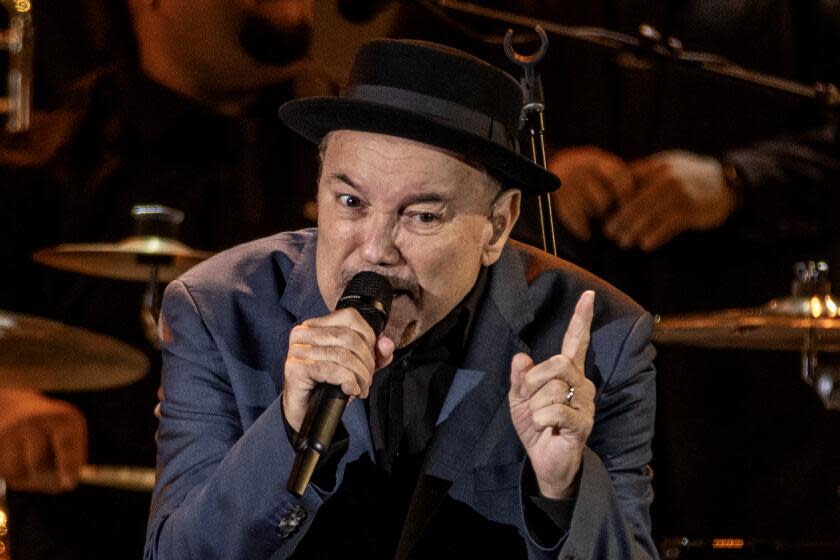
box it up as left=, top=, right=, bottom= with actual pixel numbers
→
left=548, top=146, right=634, bottom=240
left=604, top=150, right=737, bottom=251
left=0, top=389, right=88, bottom=493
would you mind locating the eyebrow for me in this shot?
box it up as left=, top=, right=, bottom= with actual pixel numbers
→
left=330, top=172, right=364, bottom=194
left=328, top=172, right=449, bottom=207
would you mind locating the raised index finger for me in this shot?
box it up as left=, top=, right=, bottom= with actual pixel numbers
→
left=561, top=291, right=595, bottom=372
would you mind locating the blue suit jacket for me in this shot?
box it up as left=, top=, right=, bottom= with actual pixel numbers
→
left=145, top=229, right=657, bottom=559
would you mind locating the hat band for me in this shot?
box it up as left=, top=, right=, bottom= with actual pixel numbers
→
left=344, top=84, right=517, bottom=150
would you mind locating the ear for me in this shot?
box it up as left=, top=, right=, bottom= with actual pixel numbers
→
left=481, top=189, right=520, bottom=266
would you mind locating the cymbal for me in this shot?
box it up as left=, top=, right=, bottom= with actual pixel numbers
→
left=0, top=310, right=149, bottom=391
left=653, top=295, right=840, bottom=351
left=33, top=236, right=213, bottom=282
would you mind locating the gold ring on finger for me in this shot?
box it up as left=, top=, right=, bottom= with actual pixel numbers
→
left=564, top=385, right=575, bottom=407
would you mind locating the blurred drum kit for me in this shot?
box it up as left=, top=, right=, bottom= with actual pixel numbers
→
left=0, top=201, right=211, bottom=558
left=1, top=205, right=210, bottom=436
left=0, top=4, right=211, bottom=558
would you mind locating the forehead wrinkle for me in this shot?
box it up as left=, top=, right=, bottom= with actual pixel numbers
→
left=324, top=131, right=489, bottom=208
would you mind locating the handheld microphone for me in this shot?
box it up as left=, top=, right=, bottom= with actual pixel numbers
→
left=287, top=271, right=392, bottom=496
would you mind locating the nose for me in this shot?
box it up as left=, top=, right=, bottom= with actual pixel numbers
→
left=358, top=212, right=401, bottom=266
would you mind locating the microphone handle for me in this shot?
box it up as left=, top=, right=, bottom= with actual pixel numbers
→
left=286, top=384, right=348, bottom=496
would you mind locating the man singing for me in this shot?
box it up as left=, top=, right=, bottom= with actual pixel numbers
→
left=146, top=39, right=657, bottom=560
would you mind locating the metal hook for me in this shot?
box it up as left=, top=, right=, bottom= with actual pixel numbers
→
left=503, top=25, right=548, bottom=89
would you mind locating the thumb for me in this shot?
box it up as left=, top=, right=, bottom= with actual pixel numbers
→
left=510, top=352, right=534, bottom=399
left=375, top=336, right=395, bottom=369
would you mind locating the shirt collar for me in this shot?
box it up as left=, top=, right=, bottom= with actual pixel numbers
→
left=398, top=266, right=490, bottom=365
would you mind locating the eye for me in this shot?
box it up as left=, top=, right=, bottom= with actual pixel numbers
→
left=416, top=212, right=440, bottom=224
left=337, top=194, right=363, bottom=208
left=403, top=210, right=445, bottom=233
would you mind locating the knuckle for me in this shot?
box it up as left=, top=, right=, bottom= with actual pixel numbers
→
left=549, top=355, right=575, bottom=375
left=335, top=307, right=357, bottom=320
left=284, top=356, right=307, bottom=376
left=338, top=307, right=366, bottom=328
left=549, top=354, right=572, bottom=367
left=327, top=345, right=352, bottom=364
left=332, top=326, right=356, bottom=348
left=289, top=324, right=309, bottom=341
left=543, top=379, right=566, bottom=401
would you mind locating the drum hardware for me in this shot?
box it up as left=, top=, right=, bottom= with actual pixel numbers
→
left=32, top=205, right=212, bottom=284
left=0, top=478, right=8, bottom=560
left=659, top=535, right=840, bottom=559
left=653, top=261, right=840, bottom=408
left=0, top=0, right=33, bottom=134
left=0, top=464, right=154, bottom=560
left=78, top=464, right=156, bottom=493
left=33, top=205, right=213, bottom=347
left=0, top=309, right=152, bottom=559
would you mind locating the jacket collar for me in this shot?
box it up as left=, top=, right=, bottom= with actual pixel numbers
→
left=278, top=231, right=330, bottom=322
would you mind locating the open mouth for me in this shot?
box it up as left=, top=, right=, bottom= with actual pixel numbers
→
left=392, top=288, right=416, bottom=302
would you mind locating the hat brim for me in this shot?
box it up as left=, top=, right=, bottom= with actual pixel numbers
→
left=278, top=97, right=560, bottom=196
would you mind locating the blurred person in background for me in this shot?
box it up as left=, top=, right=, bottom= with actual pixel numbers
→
left=0, top=0, right=330, bottom=558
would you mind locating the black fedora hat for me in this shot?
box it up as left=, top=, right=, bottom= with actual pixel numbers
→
left=278, top=39, right=559, bottom=196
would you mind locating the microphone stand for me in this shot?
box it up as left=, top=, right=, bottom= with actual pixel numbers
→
left=425, top=0, right=839, bottom=111
left=503, top=26, right=557, bottom=256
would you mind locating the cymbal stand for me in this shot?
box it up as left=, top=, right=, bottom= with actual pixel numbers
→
left=802, top=327, right=818, bottom=388
left=793, top=261, right=838, bottom=408
left=802, top=326, right=840, bottom=410
left=0, top=0, right=33, bottom=134
left=0, top=478, right=10, bottom=560
left=131, top=205, right=184, bottom=348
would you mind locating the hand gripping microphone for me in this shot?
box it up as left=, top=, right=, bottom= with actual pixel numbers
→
left=287, top=271, right=392, bottom=496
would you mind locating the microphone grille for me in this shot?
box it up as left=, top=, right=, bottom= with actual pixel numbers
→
left=336, top=271, right=393, bottom=336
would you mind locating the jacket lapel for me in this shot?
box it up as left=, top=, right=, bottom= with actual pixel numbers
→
left=426, top=243, right=533, bottom=480
left=277, top=231, right=329, bottom=323
left=398, top=244, right=535, bottom=557
left=276, top=231, right=374, bottom=459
